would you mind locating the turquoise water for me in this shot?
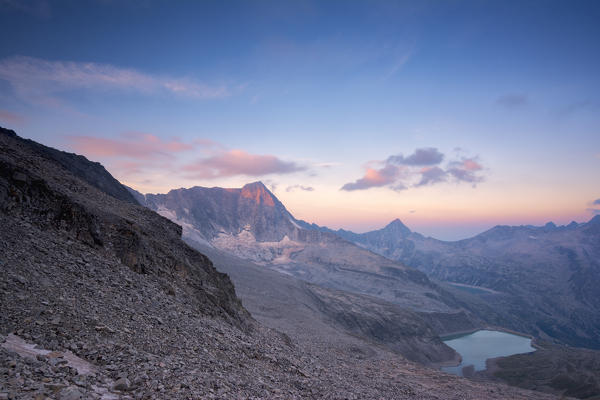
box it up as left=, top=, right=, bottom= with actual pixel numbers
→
left=441, top=329, right=535, bottom=376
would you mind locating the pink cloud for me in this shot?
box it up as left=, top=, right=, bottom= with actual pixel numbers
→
left=461, top=158, right=483, bottom=171
left=0, top=109, right=25, bottom=125
left=184, top=149, right=305, bottom=179
left=341, top=150, right=486, bottom=191
left=341, top=164, right=400, bottom=191
left=68, top=132, right=196, bottom=160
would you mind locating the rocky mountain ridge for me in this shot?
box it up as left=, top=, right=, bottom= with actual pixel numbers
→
left=307, top=215, right=600, bottom=349
left=130, top=182, right=471, bottom=316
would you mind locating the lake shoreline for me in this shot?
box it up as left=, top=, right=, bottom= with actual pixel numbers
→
left=438, top=329, right=537, bottom=376
left=440, top=326, right=534, bottom=341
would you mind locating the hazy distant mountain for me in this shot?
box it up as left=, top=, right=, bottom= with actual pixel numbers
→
left=129, top=182, right=468, bottom=316
left=308, top=216, right=600, bottom=349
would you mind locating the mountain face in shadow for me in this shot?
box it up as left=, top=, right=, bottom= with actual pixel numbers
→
left=0, top=127, right=139, bottom=205
left=309, top=217, right=600, bottom=349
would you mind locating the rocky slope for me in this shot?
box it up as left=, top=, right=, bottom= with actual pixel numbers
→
left=311, top=217, right=600, bottom=349
left=189, top=241, right=462, bottom=366
left=475, top=341, right=600, bottom=399
left=1, top=126, right=562, bottom=399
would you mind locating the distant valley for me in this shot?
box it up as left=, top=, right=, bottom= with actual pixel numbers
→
left=308, top=217, right=600, bottom=349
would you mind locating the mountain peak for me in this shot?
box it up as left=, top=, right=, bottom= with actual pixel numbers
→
left=588, top=214, right=600, bottom=225
left=241, top=181, right=275, bottom=206
left=242, top=181, right=268, bottom=190
left=0, top=126, right=17, bottom=138
left=544, top=221, right=557, bottom=230
left=383, top=218, right=412, bottom=235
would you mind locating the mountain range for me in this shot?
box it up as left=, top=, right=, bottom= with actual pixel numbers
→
left=129, top=183, right=465, bottom=315
left=2, top=125, right=599, bottom=399
left=131, top=181, right=600, bottom=350
left=310, top=216, right=600, bottom=349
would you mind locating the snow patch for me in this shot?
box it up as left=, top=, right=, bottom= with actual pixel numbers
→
left=289, top=218, right=302, bottom=230
left=211, top=232, right=304, bottom=265
left=155, top=205, right=211, bottom=247
left=2, top=333, right=96, bottom=375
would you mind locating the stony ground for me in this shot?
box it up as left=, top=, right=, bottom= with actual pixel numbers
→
left=0, top=127, right=563, bottom=399
left=1, top=216, right=564, bottom=399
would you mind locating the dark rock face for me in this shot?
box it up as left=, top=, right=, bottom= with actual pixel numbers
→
left=310, top=217, right=600, bottom=349
left=0, top=127, right=248, bottom=326
left=0, top=127, right=139, bottom=205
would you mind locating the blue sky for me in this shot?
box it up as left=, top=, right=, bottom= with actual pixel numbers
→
left=1, top=0, right=599, bottom=239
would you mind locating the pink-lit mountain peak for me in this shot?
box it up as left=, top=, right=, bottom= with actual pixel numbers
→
left=240, top=181, right=275, bottom=207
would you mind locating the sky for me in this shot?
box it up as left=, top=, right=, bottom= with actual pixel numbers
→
left=0, top=0, right=599, bottom=240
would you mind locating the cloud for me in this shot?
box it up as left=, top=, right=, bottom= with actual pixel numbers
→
left=446, top=158, right=484, bottom=185
left=68, top=132, right=197, bottom=160
left=496, top=93, right=528, bottom=108
left=68, top=132, right=304, bottom=183
left=593, top=199, right=600, bottom=205
left=558, top=100, right=593, bottom=117
left=286, top=184, right=314, bottom=192
left=387, top=147, right=444, bottom=166
left=341, top=150, right=485, bottom=192
left=184, top=150, right=305, bottom=179
left=0, top=109, right=25, bottom=125
left=383, top=51, right=412, bottom=80
left=0, top=56, right=229, bottom=105
left=314, top=162, right=341, bottom=168
left=262, top=179, right=278, bottom=192
left=341, top=164, right=401, bottom=191
left=587, top=208, right=600, bottom=215
left=415, top=166, right=447, bottom=187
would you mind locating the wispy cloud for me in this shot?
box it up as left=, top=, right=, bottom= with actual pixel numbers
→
left=593, top=199, right=600, bottom=205
left=0, top=109, right=25, bottom=125
left=341, top=147, right=485, bottom=192
left=496, top=93, right=528, bottom=108
left=183, top=150, right=305, bottom=179
left=0, top=56, right=229, bottom=106
left=314, top=162, right=341, bottom=168
left=557, top=100, right=593, bottom=117
left=286, top=184, right=314, bottom=192
left=383, top=51, right=412, bottom=80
